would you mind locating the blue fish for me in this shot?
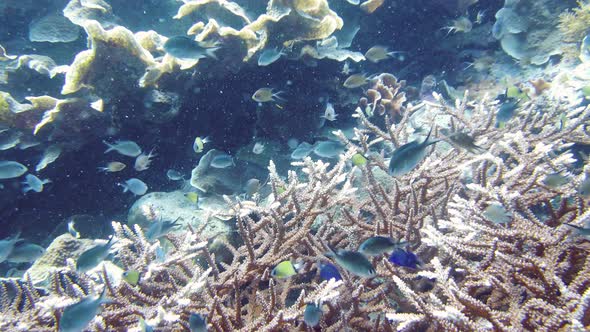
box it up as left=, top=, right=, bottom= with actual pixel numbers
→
left=145, top=218, right=181, bottom=242
left=163, top=36, right=218, bottom=60
left=388, top=249, right=420, bottom=269
left=319, top=262, right=342, bottom=281
left=388, top=127, right=438, bottom=176
left=189, top=313, right=207, bottom=332
left=59, top=288, right=110, bottom=332
left=76, top=236, right=115, bottom=273
left=303, top=303, right=322, bottom=327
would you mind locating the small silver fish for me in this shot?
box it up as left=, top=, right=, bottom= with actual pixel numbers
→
left=210, top=153, right=235, bottom=168
left=59, top=288, right=110, bottom=332
left=22, top=174, right=51, bottom=193
left=103, top=140, right=142, bottom=157
left=326, top=246, right=376, bottom=278
left=0, top=233, right=21, bottom=263
left=121, top=178, right=148, bottom=196
left=0, top=161, right=28, bottom=179
left=76, top=236, right=115, bottom=273
left=164, top=36, right=219, bottom=61
left=257, top=47, right=285, bottom=66
left=6, top=243, right=45, bottom=263
left=358, top=236, right=405, bottom=256
left=252, top=88, right=286, bottom=103
left=145, top=218, right=180, bottom=242
left=166, top=169, right=184, bottom=181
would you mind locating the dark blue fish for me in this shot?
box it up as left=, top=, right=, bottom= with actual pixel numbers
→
left=319, top=262, right=342, bottom=281
left=495, top=100, right=519, bottom=127
left=388, top=127, right=438, bottom=176
left=388, top=248, right=420, bottom=269
left=163, top=36, right=219, bottom=61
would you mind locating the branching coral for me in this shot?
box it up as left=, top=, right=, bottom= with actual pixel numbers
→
left=1, top=79, right=589, bottom=330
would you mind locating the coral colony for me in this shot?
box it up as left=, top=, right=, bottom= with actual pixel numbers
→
left=1, top=0, right=590, bottom=331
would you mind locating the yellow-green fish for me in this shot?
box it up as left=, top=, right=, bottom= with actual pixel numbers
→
left=193, top=136, right=210, bottom=154
left=185, top=192, right=199, bottom=204
left=351, top=153, right=367, bottom=166
left=122, top=270, right=140, bottom=286
left=343, top=73, right=368, bottom=89
left=271, top=260, right=301, bottom=278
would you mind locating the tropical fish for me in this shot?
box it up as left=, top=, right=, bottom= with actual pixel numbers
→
left=271, top=260, right=301, bottom=278
left=244, top=178, right=261, bottom=198
left=358, top=236, right=405, bottom=256
left=36, top=144, right=61, bottom=172
left=59, top=288, right=110, bottom=332
left=252, top=88, right=286, bottom=103
left=22, top=174, right=51, bottom=193
left=6, top=243, right=45, bottom=263
left=166, top=169, right=184, bottom=181
left=145, top=218, right=181, bottom=242
left=542, top=172, right=569, bottom=188
left=68, top=220, right=81, bottom=239
left=388, top=128, right=438, bottom=176
left=475, top=10, right=486, bottom=24
left=564, top=223, right=590, bottom=238
left=98, top=161, right=126, bottom=173
left=185, top=192, right=199, bottom=204
left=0, top=233, right=21, bottom=264
left=258, top=47, right=285, bottom=66
left=321, top=101, right=338, bottom=122
left=0, top=161, right=28, bottom=179
left=252, top=142, right=265, bottom=154
left=388, top=248, right=420, bottom=269
left=164, top=36, right=219, bottom=61
left=579, top=176, right=590, bottom=198
left=343, top=73, right=368, bottom=89
left=193, top=136, right=210, bottom=154
left=303, top=303, right=322, bottom=327
left=76, top=236, right=115, bottom=273
left=345, top=0, right=360, bottom=5
left=364, top=46, right=404, bottom=63
left=210, top=153, right=235, bottom=168
left=122, top=270, right=140, bottom=286
left=313, top=141, right=345, bottom=159
left=134, top=149, right=157, bottom=171
left=189, top=313, right=207, bottom=332
left=445, top=131, right=486, bottom=154
left=495, top=100, right=519, bottom=127
left=103, top=140, right=142, bottom=157
left=121, top=178, right=148, bottom=196
left=318, top=262, right=342, bottom=281
left=0, top=130, right=21, bottom=151
left=351, top=153, right=367, bottom=166
left=483, top=203, right=511, bottom=224
left=326, top=246, right=376, bottom=278
left=291, top=142, right=314, bottom=159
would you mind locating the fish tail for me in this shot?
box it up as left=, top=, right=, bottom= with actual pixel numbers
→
left=103, top=140, right=114, bottom=153
left=206, top=47, right=219, bottom=60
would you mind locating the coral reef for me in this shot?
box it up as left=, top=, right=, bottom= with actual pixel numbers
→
left=0, top=84, right=589, bottom=330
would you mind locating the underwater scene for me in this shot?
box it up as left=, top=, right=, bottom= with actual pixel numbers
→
left=1, top=0, right=590, bottom=330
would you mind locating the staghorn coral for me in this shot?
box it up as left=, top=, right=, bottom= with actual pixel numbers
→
left=0, top=85, right=589, bottom=331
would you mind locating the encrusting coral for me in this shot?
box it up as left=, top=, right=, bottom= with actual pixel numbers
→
left=0, top=72, right=589, bottom=330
